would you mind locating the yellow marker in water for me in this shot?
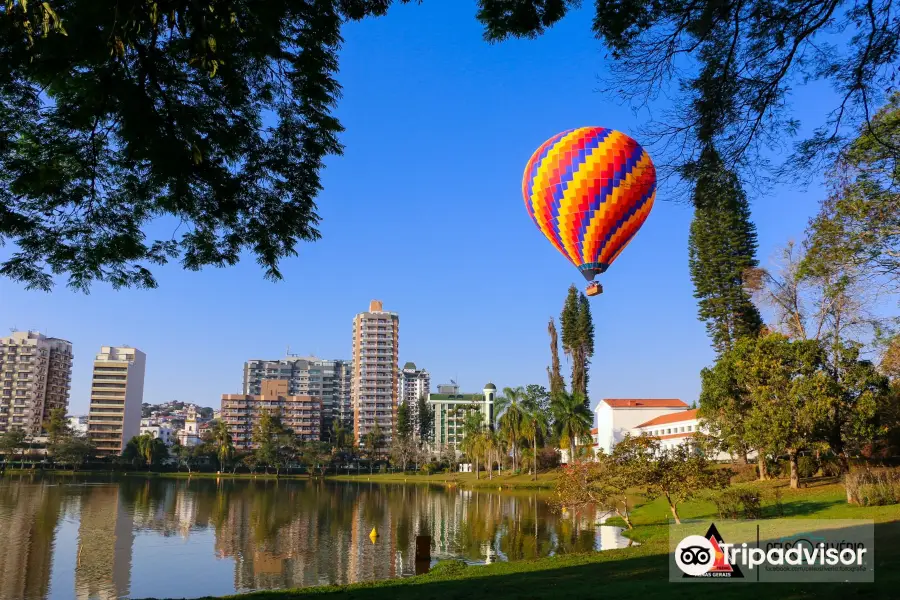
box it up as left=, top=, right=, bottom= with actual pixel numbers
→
left=369, top=527, right=378, bottom=543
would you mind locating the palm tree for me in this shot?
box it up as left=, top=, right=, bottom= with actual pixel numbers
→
left=496, top=386, right=526, bottom=473
left=211, top=420, right=234, bottom=471
left=459, top=408, right=486, bottom=479
left=520, top=397, right=550, bottom=481
left=483, top=429, right=499, bottom=480
left=550, top=391, right=593, bottom=461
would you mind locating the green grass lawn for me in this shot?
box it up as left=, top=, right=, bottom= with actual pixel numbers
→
left=146, top=479, right=900, bottom=600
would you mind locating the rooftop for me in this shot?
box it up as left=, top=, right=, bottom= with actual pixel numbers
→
left=601, top=398, right=688, bottom=409
left=635, top=408, right=698, bottom=428
left=428, top=393, right=484, bottom=402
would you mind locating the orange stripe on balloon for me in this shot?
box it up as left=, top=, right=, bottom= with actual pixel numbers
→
left=529, top=129, right=592, bottom=265
left=599, top=190, right=655, bottom=265
left=580, top=146, right=650, bottom=265
left=556, top=130, right=626, bottom=265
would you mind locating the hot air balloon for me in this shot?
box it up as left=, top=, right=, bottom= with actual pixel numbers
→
left=522, top=127, right=657, bottom=296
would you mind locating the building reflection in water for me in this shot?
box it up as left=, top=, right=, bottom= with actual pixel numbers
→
left=74, top=485, right=134, bottom=600
left=0, top=481, right=62, bottom=599
left=0, top=476, right=635, bottom=599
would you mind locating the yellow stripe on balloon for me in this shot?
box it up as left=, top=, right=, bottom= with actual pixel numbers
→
left=529, top=128, right=593, bottom=265
left=555, top=130, right=627, bottom=265
left=579, top=147, right=651, bottom=265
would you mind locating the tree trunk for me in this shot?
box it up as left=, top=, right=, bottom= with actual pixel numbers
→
left=532, top=434, right=538, bottom=481
left=788, top=450, right=800, bottom=489
left=839, top=452, right=850, bottom=475
left=757, top=452, right=768, bottom=481
left=666, top=493, right=681, bottom=524
left=616, top=499, right=633, bottom=530
left=475, top=457, right=479, bottom=480
left=741, top=448, right=749, bottom=465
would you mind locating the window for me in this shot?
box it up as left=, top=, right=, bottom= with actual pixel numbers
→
left=687, top=425, right=692, bottom=432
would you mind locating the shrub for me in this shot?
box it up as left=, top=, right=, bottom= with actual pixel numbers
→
left=820, top=457, right=843, bottom=477
left=858, top=483, right=897, bottom=506
left=845, top=468, right=900, bottom=505
left=421, top=461, right=439, bottom=475
left=777, top=459, right=791, bottom=478
left=427, top=560, right=468, bottom=578
left=730, top=464, right=758, bottom=484
left=798, top=456, right=819, bottom=479
left=709, top=487, right=762, bottom=519
left=537, top=447, right=561, bottom=470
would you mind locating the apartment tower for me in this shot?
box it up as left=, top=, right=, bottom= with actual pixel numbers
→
left=243, top=356, right=351, bottom=436
left=351, top=300, right=399, bottom=447
left=221, top=379, right=322, bottom=450
left=398, top=362, right=430, bottom=433
left=87, top=347, right=146, bottom=456
left=0, top=331, right=73, bottom=436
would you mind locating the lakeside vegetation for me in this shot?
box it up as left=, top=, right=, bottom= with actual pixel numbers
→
left=2, top=468, right=560, bottom=489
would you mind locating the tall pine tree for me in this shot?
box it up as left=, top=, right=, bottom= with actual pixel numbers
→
left=560, top=285, right=595, bottom=403
left=577, top=293, right=595, bottom=403
left=687, top=147, right=763, bottom=353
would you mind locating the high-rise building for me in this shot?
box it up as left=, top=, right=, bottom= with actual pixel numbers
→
left=351, top=300, right=399, bottom=448
left=0, top=331, right=73, bottom=436
left=221, top=380, right=322, bottom=450
left=87, top=346, right=146, bottom=456
left=398, top=362, right=430, bottom=432
left=243, top=356, right=351, bottom=436
left=428, top=383, right=496, bottom=453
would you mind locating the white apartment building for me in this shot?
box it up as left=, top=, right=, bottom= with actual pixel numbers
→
left=399, top=362, right=430, bottom=430
left=87, top=346, right=146, bottom=455
left=429, top=383, right=496, bottom=453
left=140, top=424, right=175, bottom=446
left=0, top=331, right=73, bottom=436
left=68, top=415, right=89, bottom=435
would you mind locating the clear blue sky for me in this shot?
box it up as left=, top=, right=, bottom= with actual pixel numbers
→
left=1, top=2, right=835, bottom=415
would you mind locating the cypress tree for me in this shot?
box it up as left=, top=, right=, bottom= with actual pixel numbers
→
left=560, top=285, right=595, bottom=401
left=576, top=293, right=595, bottom=404
left=547, top=318, right=566, bottom=397
left=687, top=147, right=763, bottom=353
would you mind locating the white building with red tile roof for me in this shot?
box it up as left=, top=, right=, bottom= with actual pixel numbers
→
left=593, top=398, right=690, bottom=455
left=631, top=409, right=700, bottom=450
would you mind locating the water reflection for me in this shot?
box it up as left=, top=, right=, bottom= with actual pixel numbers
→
left=0, top=475, right=634, bottom=599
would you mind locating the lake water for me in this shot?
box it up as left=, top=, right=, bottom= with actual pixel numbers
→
left=0, top=474, right=633, bottom=599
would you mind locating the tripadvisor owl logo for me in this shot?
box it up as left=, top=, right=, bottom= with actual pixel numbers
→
left=674, top=524, right=744, bottom=578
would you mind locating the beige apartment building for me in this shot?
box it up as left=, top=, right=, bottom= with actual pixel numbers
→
left=221, top=380, right=322, bottom=449
left=0, top=331, right=73, bottom=437
left=87, top=347, right=146, bottom=456
left=351, top=300, right=399, bottom=448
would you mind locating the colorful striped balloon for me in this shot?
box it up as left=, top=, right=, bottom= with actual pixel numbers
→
left=522, top=127, right=656, bottom=282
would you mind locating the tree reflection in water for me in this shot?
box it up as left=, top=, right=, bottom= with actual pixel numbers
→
left=0, top=475, right=634, bottom=599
